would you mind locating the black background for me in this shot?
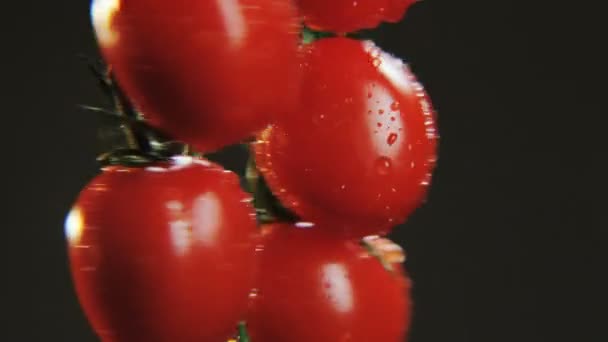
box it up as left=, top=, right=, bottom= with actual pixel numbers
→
left=3, top=1, right=605, bottom=341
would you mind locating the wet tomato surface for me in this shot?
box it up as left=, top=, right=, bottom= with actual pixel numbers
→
left=255, top=37, right=438, bottom=237
left=66, top=157, right=258, bottom=341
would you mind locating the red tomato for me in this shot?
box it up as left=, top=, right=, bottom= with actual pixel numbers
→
left=91, top=0, right=302, bottom=152
left=254, top=37, right=438, bottom=237
left=65, top=157, right=258, bottom=341
left=296, top=0, right=417, bottom=33
left=247, top=224, right=412, bottom=342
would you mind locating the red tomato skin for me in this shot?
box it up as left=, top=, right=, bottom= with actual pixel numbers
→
left=248, top=224, right=412, bottom=342
left=91, top=0, right=302, bottom=152
left=255, top=37, right=438, bottom=237
left=296, top=0, right=417, bottom=33
left=66, top=157, right=258, bottom=341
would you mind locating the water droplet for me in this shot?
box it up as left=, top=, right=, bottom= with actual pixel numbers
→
left=340, top=184, right=346, bottom=190
left=378, top=109, right=385, bottom=115
left=377, top=122, right=382, bottom=128
left=367, top=110, right=373, bottom=115
left=387, top=133, right=398, bottom=146
left=390, top=101, right=400, bottom=111
left=367, top=92, right=373, bottom=98
left=372, top=58, right=381, bottom=68
left=375, top=157, right=392, bottom=176
left=390, top=116, right=396, bottom=121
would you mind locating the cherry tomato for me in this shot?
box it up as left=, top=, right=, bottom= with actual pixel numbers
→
left=65, top=157, right=258, bottom=341
left=296, top=0, right=417, bottom=33
left=247, top=224, right=412, bottom=342
left=254, top=37, right=438, bottom=237
left=91, top=0, right=302, bottom=152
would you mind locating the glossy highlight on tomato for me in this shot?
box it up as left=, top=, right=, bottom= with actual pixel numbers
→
left=255, top=37, right=438, bottom=237
left=297, top=0, right=417, bottom=33
left=65, top=157, right=258, bottom=341
left=247, top=224, right=412, bottom=342
left=91, top=0, right=302, bottom=152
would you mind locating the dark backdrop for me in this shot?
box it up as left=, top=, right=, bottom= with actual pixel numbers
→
left=3, top=1, right=605, bottom=341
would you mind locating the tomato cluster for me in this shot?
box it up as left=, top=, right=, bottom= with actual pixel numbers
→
left=67, top=0, right=436, bottom=341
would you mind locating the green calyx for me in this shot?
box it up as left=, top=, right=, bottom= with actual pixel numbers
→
left=80, top=56, right=192, bottom=167
left=360, top=236, right=407, bottom=274
left=301, top=26, right=334, bottom=44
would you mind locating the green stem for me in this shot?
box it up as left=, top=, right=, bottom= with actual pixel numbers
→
left=246, top=156, right=300, bottom=224
left=238, top=322, right=250, bottom=342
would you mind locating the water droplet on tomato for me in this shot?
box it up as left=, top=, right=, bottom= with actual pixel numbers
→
left=390, top=116, right=396, bottom=121
left=387, top=133, right=398, bottom=146
left=375, top=157, right=392, bottom=176
left=390, top=101, right=400, bottom=111
left=378, top=109, right=385, bottom=115
left=377, top=122, right=382, bottom=128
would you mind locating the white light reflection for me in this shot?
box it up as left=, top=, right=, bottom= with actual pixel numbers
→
left=295, top=221, right=315, bottom=229
left=218, top=0, right=247, bottom=48
left=65, top=207, right=84, bottom=244
left=192, top=192, right=222, bottom=246
left=169, top=219, right=191, bottom=256
left=91, top=0, right=121, bottom=47
left=362, top=40, right=414, bottom=95
left=321, top=263, right=354, bottom=314
left=365, top=84, right=405, bottom=159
